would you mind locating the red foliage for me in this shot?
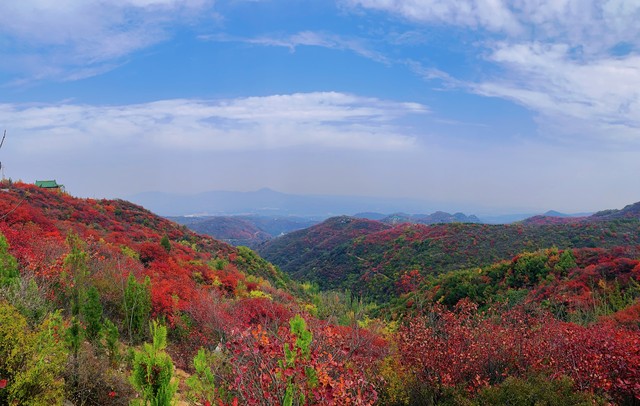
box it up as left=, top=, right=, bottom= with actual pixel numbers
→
left=215, top=267, right=244, bottom=295
left=225, top=317, right=382, bottom=405
left=232, top=297, right=292, bottom=328
left=137, top=242, right=169, bottom=266
left=397, top=301, right=640, bottom=402
left=608, top=302, right=640, bottom=330
left=396, top=269, right=423, bottom=294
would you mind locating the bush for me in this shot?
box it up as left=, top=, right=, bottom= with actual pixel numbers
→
left=0, top=233, right=19, bottom=287
left=0, top=274, right=51, bottom=325
left=0, top=302, right=68, bottom=405
left=124, top=273, right=151, bottom=343
left=64, top=342, right=134, bottom=406
left=186, top=348, right=217, bottom=405
left=475, top=374, right=598, bottom=406
left=130, top=321, right=178, bottom=406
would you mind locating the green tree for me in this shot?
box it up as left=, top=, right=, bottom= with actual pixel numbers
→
left=556, top=249, right=577, bottom=275
left=0, top=233, right=19, bottom=287
left=64, top=232, right=89, bottom=392
left=0, top=302, right=68, bottom=405
left=282, top=314, right=315, bottom=406
left=103, top=318, right=120, bottom=366
left=130, top=321, right=178, bottom=406
left=83, top=286, right=103, bottom=342
left=64, top=232, right=88, bottom=316
left=123, top=273, right=151, bottom=343
left=160, top=236, right=171, bottom=253
left=186, top=348, right=217, bottom=404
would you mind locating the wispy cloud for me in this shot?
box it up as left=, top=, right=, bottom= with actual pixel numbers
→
left=344, top=0, right=640, bottom=52
left=0, top=92, right=426, bottom=152
left=345, top=0, right=640, bottom=144
left=201, top=31, right=390, bottom=64
left=344, top=0, right=522, bottom=34
left=0, top=0, right=212, bottom=83
left=474, top=42, right=640, bottom=142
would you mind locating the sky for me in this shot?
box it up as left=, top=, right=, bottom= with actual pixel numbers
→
left=0, top=0, right=639, bottom=214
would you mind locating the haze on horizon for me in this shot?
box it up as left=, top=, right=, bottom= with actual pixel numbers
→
left=1, top=0, right=639, bottom=214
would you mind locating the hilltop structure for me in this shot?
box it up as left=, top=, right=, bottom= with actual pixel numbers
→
left=35, top=179, right=65, bottom=192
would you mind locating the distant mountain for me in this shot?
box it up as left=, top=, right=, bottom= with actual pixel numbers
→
left=520, top=215, right=583, bottom=225
left=171, top=216, right=272, bottom=247
left=478, top=213, right=537, bottom=224
left=381, top=211, right=480, bottom=225
left=592, top=201, right=640, bottom=221
left=520, top=205, right=634, bottom=225
left=258, top=201, right=640, bottom=299
left=353, top=212, right=388, bottom=220
left=170, top=215, right=319, bottom=248
left=257, top=216, right=391, bottom=284
left=130, top=188, right=456, bottom=217
left=480, top=210, right=593, bottom=224
left=545, top=210, right=568, bottom=217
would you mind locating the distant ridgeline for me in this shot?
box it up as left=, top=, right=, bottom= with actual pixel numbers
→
left=172, top=210, right=480, bottom=248
left=258, top=205, right=640, bottom=301
left=169, top=215, right=319, bottom=248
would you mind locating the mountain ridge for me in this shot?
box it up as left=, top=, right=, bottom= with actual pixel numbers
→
left=258, top=201, right=640, bottom=298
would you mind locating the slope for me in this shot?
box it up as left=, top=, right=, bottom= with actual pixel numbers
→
left=257, top=216, right=391, bottom=286
left=171, top=214, right=319, bottom=248
left=259, top=209, right=640, bottom=300
left=0, top=181, right=387, bottom=404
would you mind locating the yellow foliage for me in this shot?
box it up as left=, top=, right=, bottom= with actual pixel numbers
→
left=379, top=354, right=411, bottom=405
left=248, top=289, right=273, bottom=300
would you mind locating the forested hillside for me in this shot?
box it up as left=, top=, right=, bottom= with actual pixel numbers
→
left=171, top=215, right=319, bottom=248
left=1, top=181, right=639, bottom=405
left=0, top=182, right=385, bottom=405
left=259, top=213, right=640, bottom=300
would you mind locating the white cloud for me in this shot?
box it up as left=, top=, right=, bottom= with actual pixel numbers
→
left=0, top=0, right=211, bottom=82
left=0, top=92, right=425, bottom=153
left=344, top=0, right=521, bottom=33
left=346, top=0, right=640, bottom=143
left=474, top=42, right=640, bottom=142
left=201, top=31, right=390, bottom=64
left=345, top=0, right=640, bottom=51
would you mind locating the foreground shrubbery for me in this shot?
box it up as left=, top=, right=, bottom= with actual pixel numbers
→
left=0, top=302, right=67, bottom=405
left=395, top=301, right=640, bottom=404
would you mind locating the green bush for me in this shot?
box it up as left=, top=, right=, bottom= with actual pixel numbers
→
left=104, top=318, right=121, bottom=366
left=130, top=321, right=178, bottom=406
left=84, top=286, right=104, bottom=342
left=0, top=275, right=51, bottom=325
left=123, top=273, right=151, bottom=343
left=0, top=233, right=19, bottom=287
left=0, top=302, right=68, bottom=405
left=475, top=374, right=598, bottom=406
left=186, top=348, right=217, bottom=404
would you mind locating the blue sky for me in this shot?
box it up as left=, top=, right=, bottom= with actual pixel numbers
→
left=0, top=0, right=639, bottom=214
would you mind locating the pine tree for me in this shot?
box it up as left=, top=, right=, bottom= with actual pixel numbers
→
left=83, top=286, right=103, bottom=342
left=186, top=348, right=217, bottom=405
left=123, top=273, right=151, bottom=343
left=103, top=318, right=120, bottom=366
left=64, top=232, right=88, bottom=393
left=130, top=321, right=178, bottom=406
